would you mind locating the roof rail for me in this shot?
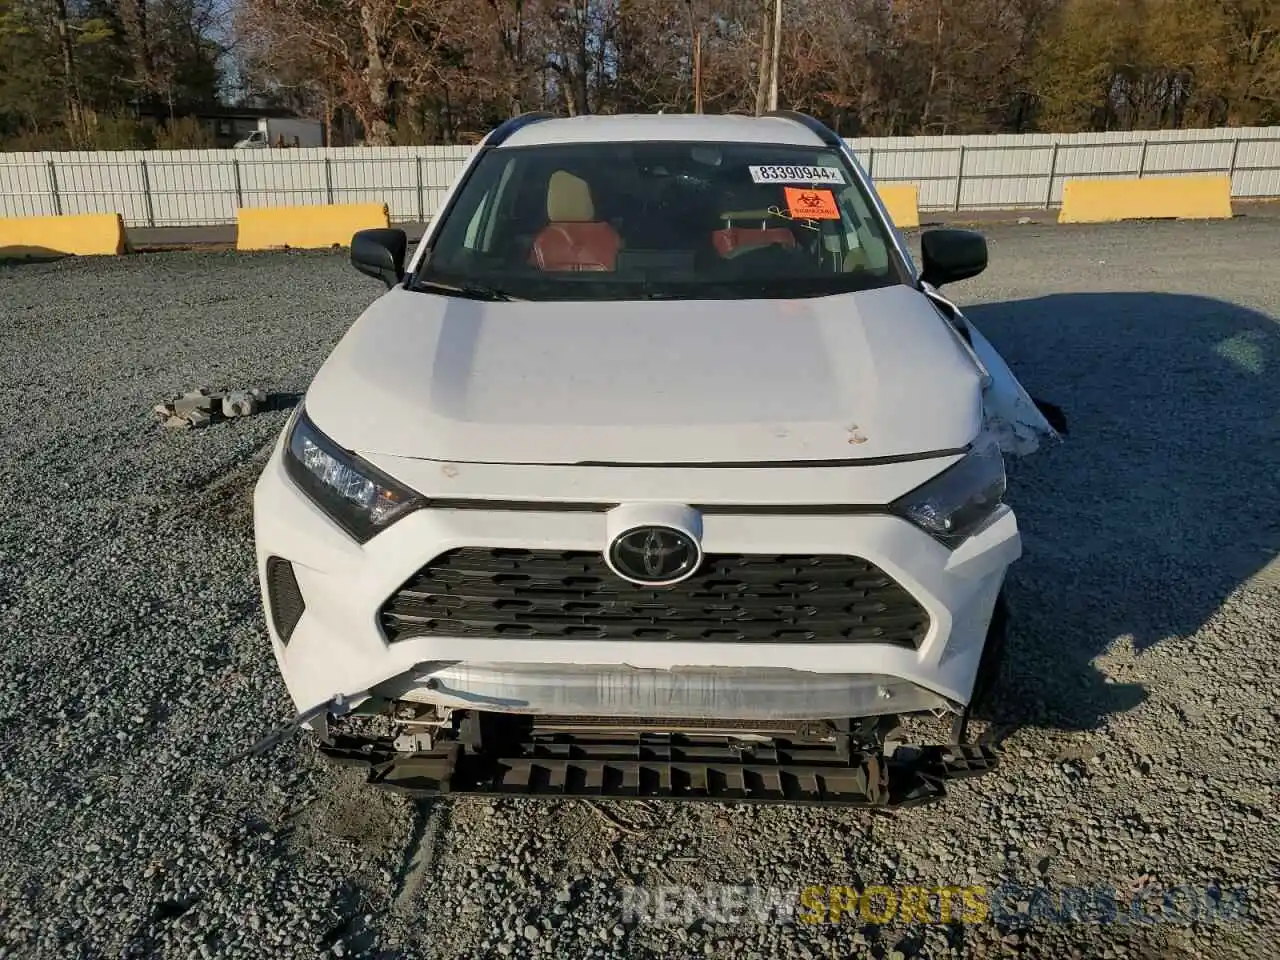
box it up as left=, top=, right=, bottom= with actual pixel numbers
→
left=486, top=111, right=556, bottom=147
left=763, top=110, right=843, bottom=148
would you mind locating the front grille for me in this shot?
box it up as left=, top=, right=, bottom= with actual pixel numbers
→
left=379, top=548, right=929, bottom=648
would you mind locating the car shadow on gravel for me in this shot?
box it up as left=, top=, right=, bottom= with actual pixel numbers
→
left=966, top=292, right=1280, bottom=734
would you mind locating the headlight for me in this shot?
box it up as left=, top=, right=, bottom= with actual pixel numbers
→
left=282, top=407, right=424, bottom=543
left=890, top=438, right=1006, bottom=547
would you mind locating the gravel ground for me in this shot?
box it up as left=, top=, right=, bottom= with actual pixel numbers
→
left=2, top=220, right=1279, bottom=960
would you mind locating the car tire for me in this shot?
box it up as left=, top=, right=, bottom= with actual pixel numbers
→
left=969, top=588, right=1009, bottom=715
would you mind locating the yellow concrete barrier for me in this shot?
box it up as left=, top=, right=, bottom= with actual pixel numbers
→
left=236, top=203, right=390, bottom=251
left=876, top=185, right=920, bottom=229
left=0, top=213, right=125, bottom=257
left=1058, top=176, right=1233, bottom=224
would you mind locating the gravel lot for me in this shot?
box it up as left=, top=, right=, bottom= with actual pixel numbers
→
left=2, top=219, right=1279, bottom=960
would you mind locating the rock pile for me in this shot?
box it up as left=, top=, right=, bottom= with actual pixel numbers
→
left=153, top=386, right=269, bottom=429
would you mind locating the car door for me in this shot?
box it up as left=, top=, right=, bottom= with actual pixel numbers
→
left=923, top=284, right=1061, bottom=457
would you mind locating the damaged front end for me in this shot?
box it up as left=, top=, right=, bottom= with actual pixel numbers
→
left=924, top=284, right=1065, bottom=458
left=238, top=664, right=999, bottom=808
left=317, top=710, right=997, bottom=807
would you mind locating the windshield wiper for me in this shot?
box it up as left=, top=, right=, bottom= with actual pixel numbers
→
left=415, top=278, right=522, bottom=301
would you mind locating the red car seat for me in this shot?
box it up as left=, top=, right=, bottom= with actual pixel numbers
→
left=529, top=171, right=622, bottom=272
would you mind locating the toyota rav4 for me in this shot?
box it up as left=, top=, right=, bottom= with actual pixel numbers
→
left=251, top=111, right=1060, bottom=806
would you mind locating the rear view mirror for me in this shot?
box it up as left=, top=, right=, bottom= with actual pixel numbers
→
left=351, top=228, right=407, bottom=288
left=919, top=229, right=987, bottom=287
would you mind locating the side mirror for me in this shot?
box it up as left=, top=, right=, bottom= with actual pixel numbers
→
left=351, top=228, right=407, bottom=289
left=919, top=228, right=987, bottom=287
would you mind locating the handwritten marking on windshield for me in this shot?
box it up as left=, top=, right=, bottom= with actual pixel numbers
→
left=766, top=206, right=820, bottom=231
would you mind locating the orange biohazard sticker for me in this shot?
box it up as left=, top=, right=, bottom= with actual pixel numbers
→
left=783, top=187, right=840, bottom=220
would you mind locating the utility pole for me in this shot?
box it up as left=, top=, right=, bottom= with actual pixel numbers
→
left=685, top=0, right=703, bottom=113
left=694, top=32, right=703, bottom=113
left=767, top=0, right=782, bottom=111
left=753, top=0, right=772, bottom=114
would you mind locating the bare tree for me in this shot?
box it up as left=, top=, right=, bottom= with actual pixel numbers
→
left=48, top=0, right=84, bottom=140
left=218, top=0, right=1276, bottom=148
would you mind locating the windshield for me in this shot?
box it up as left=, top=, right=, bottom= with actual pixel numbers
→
left=413, top=140, right=906, bottom=301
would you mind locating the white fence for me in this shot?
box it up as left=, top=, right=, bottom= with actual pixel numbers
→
left=847, top=127, right=1280, bottom=212
left=0, top=146, right=476, bottom=227
left=2, top=127, right=1278, bottom=228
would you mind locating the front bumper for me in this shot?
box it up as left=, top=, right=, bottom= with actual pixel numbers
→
left=252, top=431, right=1021, bottom=721
left=380, top=662, right=954, bottom=719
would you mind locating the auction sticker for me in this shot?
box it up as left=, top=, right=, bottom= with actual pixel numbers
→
left=784, top=187, right=840, bottom=220
left=749, top=164, right=845, bottom=185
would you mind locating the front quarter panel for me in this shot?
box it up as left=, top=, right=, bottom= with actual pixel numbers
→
left=924, top=285, right=1060, bottom=457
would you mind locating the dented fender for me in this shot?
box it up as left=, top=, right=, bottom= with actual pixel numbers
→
left=968, top=322, right=1061, bottom=456
left=924, top=285, right=1061, bottom=457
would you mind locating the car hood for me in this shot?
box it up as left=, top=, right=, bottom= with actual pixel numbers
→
left=305, top=284, right=984, bottom=465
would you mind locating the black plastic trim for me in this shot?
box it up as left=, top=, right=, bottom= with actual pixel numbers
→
left=763, top=110, right=843, bottom=147
left=572, top=447, right=970, bottom=468
left=265, top=556, right=305, bottom=644
left=318, top=730, right=998, bottom=807
left=400, top=447, right=967, bottom=472
left=430, top=498, right=607, bottom=513
left=427, top=498, right=888, bottom=516
left=485, top=111, right=556, bottom=147
left=380, top=548, right=931, bottom=647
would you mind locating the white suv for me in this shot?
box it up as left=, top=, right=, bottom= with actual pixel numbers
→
left=252, top=111, right=1058, bottom=806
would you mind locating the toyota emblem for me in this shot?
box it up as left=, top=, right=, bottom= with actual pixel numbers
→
left=607, top=525, right=701, bottom=586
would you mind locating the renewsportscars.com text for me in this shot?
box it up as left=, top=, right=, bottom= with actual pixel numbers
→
left=620, top=883, right=1250, bottom=927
